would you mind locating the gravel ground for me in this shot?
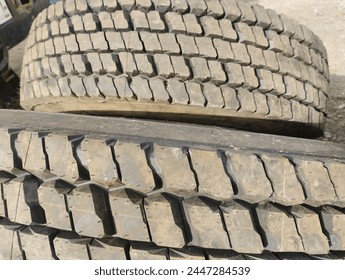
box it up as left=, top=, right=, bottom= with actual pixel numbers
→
left=7, top=0, right=345, bottom=143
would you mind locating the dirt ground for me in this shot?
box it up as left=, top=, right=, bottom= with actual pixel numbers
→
left=7, top=0, right=345, bottom=142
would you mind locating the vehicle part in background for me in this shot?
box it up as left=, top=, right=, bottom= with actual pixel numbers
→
left=1, top=110, right=345, bottom=260
left=0, top=43, right=20, bottom=108
left=20, top=0, right=329, bottom=138
left=0, top=0, right=50, bottom=49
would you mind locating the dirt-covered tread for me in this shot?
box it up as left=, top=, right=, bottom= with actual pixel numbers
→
left=20, top=0, right=329, bottom=136
left=1, top=219, right=345, bottom=260
left=0, top=110, right=345, bottom=259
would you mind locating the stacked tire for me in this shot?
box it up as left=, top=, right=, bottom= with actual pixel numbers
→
left=20, top=0, right=329, bottom=136
left=0, top=0, right=343, bottom=260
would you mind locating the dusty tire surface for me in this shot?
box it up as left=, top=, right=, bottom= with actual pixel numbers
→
left=0, top=110, right=345, bottom=260
left=20, top=0, right=328, bottom=136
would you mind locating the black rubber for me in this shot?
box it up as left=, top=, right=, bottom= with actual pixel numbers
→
left=0, top=110, right=344, bottom=260
left=20, top=0, right=329, bottom=137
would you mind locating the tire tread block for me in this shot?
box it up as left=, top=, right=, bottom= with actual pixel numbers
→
left=45, top=134, right=79, bottom=183
left=19, top=227, right=56, bottom=260
left=144, top=194, right=185, bottom=248
left=115, top=141, right=155, bottom=193
left=169, top=247, right=205, bottom=260
left=0, top=222, right=23, bottom=260
left=16, top=132, right=47, bottom=178
left=291, top=206, right=329, bottom=254
left=226, top=152, right=273, bottom=203
left=3, top=181, right=32, bottom=225
left=294, top=159, right=337, bottom=206
left=189, top=149, right=233, bottom=200
left=81, top=138, right=120, bottom=188
left=38, top=182, right=72, bottom=231
left=256, top=204, right=304, bottom=252
left=68, top=186, right=113, bottom=238
left=183, top=197, right=230, bottom=250
left=54, top=233, right=90, bottom=260
left=261, top=154, right=305, bottom=206
left=324, top=162, right=345, bottom=204
left=130, top=243, right=168, bottom=260
left=109, top=190, right=150, bottom=242
left=221, top=202, right=263, bottom=254
left=90, top=239, right=127, bottom=260
left=151, top=144, right=196, bottom=195
left=321, top=207, right=345, bottom=250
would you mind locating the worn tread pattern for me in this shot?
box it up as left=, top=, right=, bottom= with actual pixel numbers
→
left=0, top=111, right=345, bottom=259
left=1, top=219, right=345, bottom=260
left=20, top=0, right=329, bottom=133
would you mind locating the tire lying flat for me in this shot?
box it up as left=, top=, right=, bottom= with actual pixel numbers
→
left=20, top=0, right=328, bottom=136
left=0, top=110, right=344, bottom=260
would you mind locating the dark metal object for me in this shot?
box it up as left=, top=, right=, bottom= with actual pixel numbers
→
left=0, top=43, right=19, bottom=97
left=0, top=0, right=51, bottom=106
left=0, top=0, right=50, bottom=49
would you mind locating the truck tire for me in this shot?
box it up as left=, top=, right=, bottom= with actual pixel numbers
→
left=0, top=110, right=344, bottom=260
left=20, top=0, right=328, bottom=137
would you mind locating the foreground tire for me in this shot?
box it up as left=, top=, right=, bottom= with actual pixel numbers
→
left=20, top=0, right=328, bottom=137
left=0, top=110, right=344, bottom=260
